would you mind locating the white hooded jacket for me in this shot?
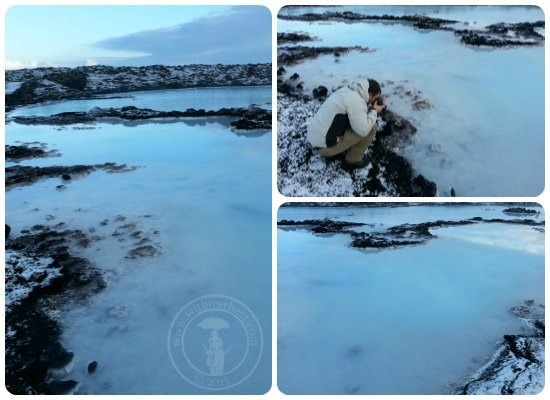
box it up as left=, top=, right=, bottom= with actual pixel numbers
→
left=306, top=80, right=378, bottom=149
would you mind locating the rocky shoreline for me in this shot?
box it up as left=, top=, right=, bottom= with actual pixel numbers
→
left=9, top=105, right=272, bottom=131
left=278, top=12, right=544, bottom=47
left=278, top=45, right=374, bottom=66
left=5, top=140, right=162, bottom=393
left=277, top=85, right=437, bottom=196
left=5, top=226, right=106, bottom=394
left=277, top=215, right=544, bottom=250
left=459, top=300, right=544, bottom=394
left=6, top=163, right=137, bottom=189
left=6, top=143, right=61, bottom=162
left=277, top=19, right=440, bottom=196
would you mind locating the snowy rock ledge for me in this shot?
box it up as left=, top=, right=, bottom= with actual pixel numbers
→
left=277, top=92, right=437, bottom=197
left=5, top=227, right=106, bottom=394
left=459, top=300, right=545, bottom=395
left=6, top=64, right=271, bottom=108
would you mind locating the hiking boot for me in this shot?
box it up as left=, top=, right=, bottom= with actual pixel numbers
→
left=324, top=153, right=345, bottom=163
left=343, top=155, right=370, bottom=170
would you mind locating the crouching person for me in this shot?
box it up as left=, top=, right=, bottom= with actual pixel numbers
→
left=307, top=79, right=386, bottom=170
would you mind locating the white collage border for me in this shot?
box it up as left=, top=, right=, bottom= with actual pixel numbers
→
left=1, top=0, right=548, bottom=399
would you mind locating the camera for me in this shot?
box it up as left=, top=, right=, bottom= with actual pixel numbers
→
left=376, top=97, right=384, bottom=106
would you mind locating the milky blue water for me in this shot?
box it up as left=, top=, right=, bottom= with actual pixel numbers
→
left=278, top=6, right=544, bottom=196
left=278, top=204, right=544, bottom=394
left=5, top=88, right=272, bottom=394
left=9, top=86, right=272, bottom=117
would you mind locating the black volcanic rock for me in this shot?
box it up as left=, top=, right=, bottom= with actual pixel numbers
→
left=278, top=31, right=318, bottom=44
left=411, top=175, right=437, bottom=197
left=278, top=219, right=367, bottom=234
left=43, top=379, right=80, bottom=395
left=12, top=106, right=272, bottom=131
left=279, top=216, right=542, bottom=252
left=312, top=86, right=328, bottom=99
left=5, top=228, right=107, bottom=394
left=6, top=145, right=45, bottom=161
left=6, top=163, right=137, bottom=188
left=502, top=207, right=540, bottom=216
left=87, top=361, right=98, bottom=374
left=278, top=11, right=544, bottom=49
left=278, top=45, right=374, bottom=66
left=460, top=300, right=544, bottom=394
left=6, top=64, right=271, bottom=108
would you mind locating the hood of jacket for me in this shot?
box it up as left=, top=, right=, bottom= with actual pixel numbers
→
left=348, top=80, right=371, bottom=103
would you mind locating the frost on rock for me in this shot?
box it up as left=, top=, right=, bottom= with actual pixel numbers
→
left=5, top=227, right=107, bottom=394
left=277, top=93, right=436, bottom=197
left=6, top=64, right=271, bottom=108
left=5, top=250, right=58, bottom=309
left=460, top=300, right=544, bottom=395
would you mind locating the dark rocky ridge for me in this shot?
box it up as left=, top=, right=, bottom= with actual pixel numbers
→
left=279, top=202, right=541, bottom=209
left=279, top=11, right=458, bottom=30
left=502, top=207, right=540, bottom=216
left=278, top=45, right=374, bottom=66
left=6, top=163, right=137, bottom=188
left=278, top=219, right=367, bottom=234
left=6, top=144, right=60, bottom=162
left=10, top=106, right=271, bottom=131
left=278, top=11, right=544, bottom=48
left=278, top=31, right=318, bottom=44
left=6, top=63, right=271, bottom=108
left=278, top=217, right=544, bottom=250
left=455, top=21, right=545, bottom=47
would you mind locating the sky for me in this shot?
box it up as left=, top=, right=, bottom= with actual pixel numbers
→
left=5, top=6, right=271, bottom=69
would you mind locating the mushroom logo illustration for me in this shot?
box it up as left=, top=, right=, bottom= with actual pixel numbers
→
left=198, top=317, right=232, bottom=376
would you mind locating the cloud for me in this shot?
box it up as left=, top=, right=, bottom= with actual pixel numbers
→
left=6, top=60, right=58, bottom=70
left=84, top=58, right=99, bottom=66
left=91, top=6, right=271, bottom=65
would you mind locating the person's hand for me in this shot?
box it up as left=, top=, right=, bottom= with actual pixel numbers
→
left=373, top=102, right=386, bottom=113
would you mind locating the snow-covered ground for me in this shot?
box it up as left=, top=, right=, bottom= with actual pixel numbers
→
left=6, top=64, right=271, bottom=97
left=277, top=203, right=544, bottom=394
left=5, top=88, right=272, bottom=394
left=278, top=5, right=544, bottom=196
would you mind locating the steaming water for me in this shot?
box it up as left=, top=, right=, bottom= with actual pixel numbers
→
left=278, top=6, right=544, bottom=196
left=5, top=87, right=271, bottom=394
left=278, top=204, right=544, bottom=394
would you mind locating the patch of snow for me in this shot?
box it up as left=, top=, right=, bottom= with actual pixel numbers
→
left=5, top=250, right=59, bottom=309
